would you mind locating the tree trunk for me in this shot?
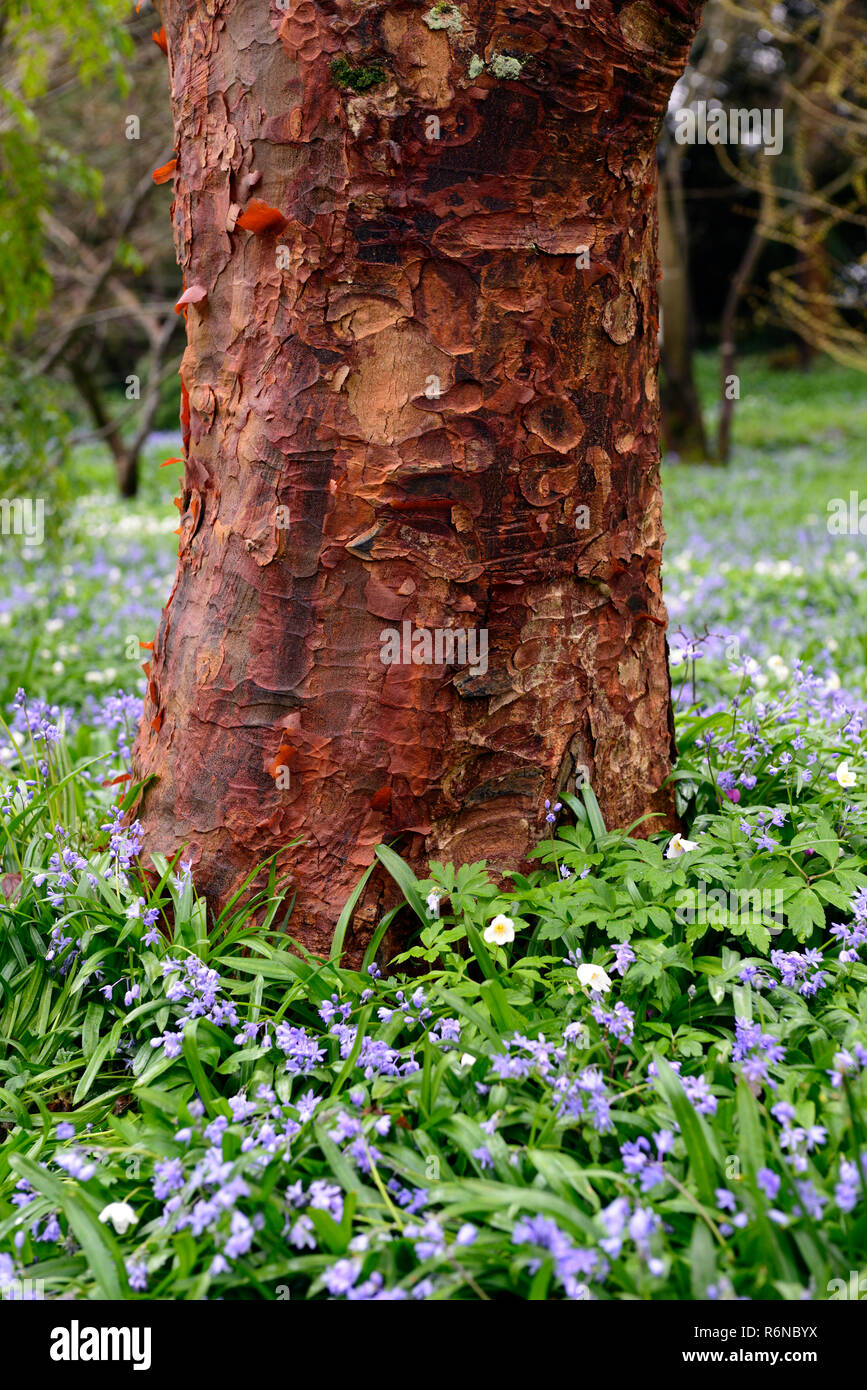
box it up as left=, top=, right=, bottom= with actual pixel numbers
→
left=68, top=357, right=140, bottom=498
left=115, top=450, right=140, bottom=500
left=793, top=216, right=830, bottom=371
left=658, top=156, right=707, bottom=460
left=717, top=220, right=765, bottom=463
left=134, top=0, right=704, bottom=953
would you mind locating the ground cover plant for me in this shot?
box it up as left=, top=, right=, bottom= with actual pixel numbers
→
left=1, top=355, right=866, bottom=1301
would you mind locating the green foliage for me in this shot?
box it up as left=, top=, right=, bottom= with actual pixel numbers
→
left=0, top=351, right=72, bottom=543
left=0, top=669, right=866, bottom=1299
left=0, top=0, right=131, bottom=340
left=330, top=57, right=387, bottom=93
left=0, top=105, right=52, bottom=337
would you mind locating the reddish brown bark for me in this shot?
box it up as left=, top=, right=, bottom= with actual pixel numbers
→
left=134, top=0, right=704, bottom=953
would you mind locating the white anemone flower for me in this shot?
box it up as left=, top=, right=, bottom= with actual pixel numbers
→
left=767, top=654, right=789, bottom=681
left=665, top=832, right=699, bottom=859
left=98, top=1201, right=138, bottom=1235
left=576, top=963, right=612, bottom=994
left=483, top=914, right=515, bottom=945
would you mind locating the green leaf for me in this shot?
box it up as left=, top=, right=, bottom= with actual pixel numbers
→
left=580, top=783, right=607, bottom=843
left=81, top=1000, right=102, bottom=1061
left=180, top=1020, right=218, bottom=1107
left=786, top=888, right=825, bottom=942
left=73, top=1032, right=115, bottom=1104
left=330, top=862, right=375, bottom=963
left=689, top=1219, right=717, bottom=1299
left=745, top=919, right=771, bottom=953
left=527, top=1149, right=601, bottom=1210
left=374, top=844, right=429, bottom=925
left=811, top=880, right=852, bottom=911
left=432, top=1177, right=596, bottom=1239
left=435, top=987, right=501, bottom=1046
left=736, top=1078, right=765, bottom=1175
left=361, top=905, right=400, bottom=974
left=653, top=1057, right=719, bottom=1207
left=63, top=1194, right=127, bottom=1299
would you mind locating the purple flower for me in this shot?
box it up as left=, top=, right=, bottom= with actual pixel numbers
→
left=757, top=1167, right=781, bottom=1200
left=125, top=1260, right=148, bottom=1292
left=322, top=1259, right=360, bottom=1296
left=611, top=943, right=636, bottom=977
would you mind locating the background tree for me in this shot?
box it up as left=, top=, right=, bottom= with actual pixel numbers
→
left=720, top=0, right=867, bottom=368
left=657, top=0, right=740, bottom=461
left=1, top=2, right=184, bottom=498
left=30, top=26, right=183, bottom=499
left=0, top=0, right=132, bottom=507
left=132, top=0, right=706, bottom=951
left=657, top=0, right=866, bottom=462
left=0, top=0, right=129, bottom=339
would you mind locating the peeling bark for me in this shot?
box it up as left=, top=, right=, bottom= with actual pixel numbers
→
left=134, top=0, right=705, bottom=953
